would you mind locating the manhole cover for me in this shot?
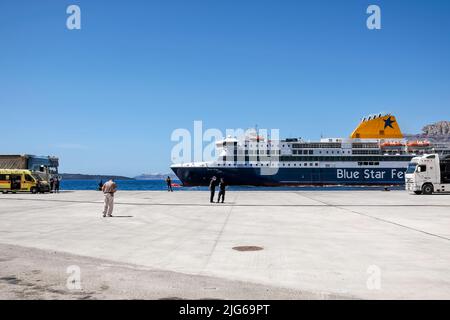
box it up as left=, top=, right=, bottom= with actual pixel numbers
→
left=232, top=246, right=264, bottom=252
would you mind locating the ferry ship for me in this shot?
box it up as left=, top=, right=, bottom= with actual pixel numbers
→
left=171, top=114, right=450, bottom=186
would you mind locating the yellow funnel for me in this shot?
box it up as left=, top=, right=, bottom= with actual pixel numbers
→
left=350, top=114, right=403, bottom=139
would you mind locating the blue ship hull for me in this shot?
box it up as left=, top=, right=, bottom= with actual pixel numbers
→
left=171, top=167, right=407, bottom=186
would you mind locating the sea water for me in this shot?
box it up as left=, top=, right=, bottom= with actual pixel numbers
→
left=60, top=180, right=403, bottom=191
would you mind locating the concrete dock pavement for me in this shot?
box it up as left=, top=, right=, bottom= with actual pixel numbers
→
left=1, top=190, right=450, bottom=299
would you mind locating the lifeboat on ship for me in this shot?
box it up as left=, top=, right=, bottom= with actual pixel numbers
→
left=407, top=140, right=430, bottom=147
left=381, top=141, right=404, bottom=147
left=248, top=135, right=266, bottom=142
left=245, top=128, right=266, bottom=142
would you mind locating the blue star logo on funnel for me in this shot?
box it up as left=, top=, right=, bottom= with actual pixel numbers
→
left=384, top=116, right=396, bottom=129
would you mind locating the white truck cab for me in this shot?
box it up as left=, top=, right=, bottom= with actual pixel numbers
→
left=405, top=154, right=450, bottom=195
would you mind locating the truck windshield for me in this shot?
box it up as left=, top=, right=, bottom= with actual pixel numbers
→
left=406, top=162, right=418, bottom=174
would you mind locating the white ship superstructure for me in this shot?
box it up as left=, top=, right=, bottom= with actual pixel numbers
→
left=172, top=114, right=450, bottom=186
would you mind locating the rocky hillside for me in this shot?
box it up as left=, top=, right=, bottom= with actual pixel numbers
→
left=422, top=121, right=450, bottom=136
left=405, top=121, right=450, bottom=143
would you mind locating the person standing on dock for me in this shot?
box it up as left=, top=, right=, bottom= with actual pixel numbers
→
left=209, top=176, right=217, bottom=203
left=54, top=177, right=60, bottom=193
left=166, top=176, right=173, bottom=192
left=102, top=179, right=117, bottom=217
left=50, top=177, right=55, bottom=193
left=217, top=178, right=226, bottom=203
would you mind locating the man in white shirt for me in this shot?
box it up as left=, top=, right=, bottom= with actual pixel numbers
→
left=101, top=179, right=117, bottom=217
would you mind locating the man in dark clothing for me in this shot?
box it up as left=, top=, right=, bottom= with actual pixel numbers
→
left=209, top=176, right=217, bottom=203
left=166, top=176, right=173, bottom=192
left=54, top=177, right=60, bottom=193
left=50, top=177, right=55, bottom=193
left=217, top=178, right=226, bottom=203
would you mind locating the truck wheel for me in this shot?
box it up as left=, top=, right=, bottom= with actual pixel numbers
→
left=30, top=187, right=38, bottom=194
left=422, top=184, right=433, bottom=195
left=414, top=191, right=422, bottom=195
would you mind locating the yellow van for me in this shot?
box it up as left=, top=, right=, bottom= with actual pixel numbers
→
left=0, top=169, right=50, bottom=194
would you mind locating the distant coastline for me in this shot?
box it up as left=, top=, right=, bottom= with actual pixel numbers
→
left=134, top=173, right=178, bottom=180
left=59, top=173, right=177, bottom=181
left=59, top=173, right=135, bottom=181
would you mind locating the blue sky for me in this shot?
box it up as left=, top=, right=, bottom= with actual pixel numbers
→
left=1, top=0, right=449, bottom=176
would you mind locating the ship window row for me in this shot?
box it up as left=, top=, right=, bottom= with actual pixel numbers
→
left=243, top=150, right=280, bottom=155
left=352, top=143, right=380, bottom=149
left=293, top=150, right=353, bottom=155
left=358, top=161, right=380, bottom=166
left=220, top=155, right=413, bottom=162
left=233, top=150, right=281, bottom=155
left=244, top=144, right=275, bottom=148
left=231, top=149, right=281, bottom=152
left=216, top=163, right=320, bottom=167
left=293, top=150, right=314, bottom=155
left=352, top=150, right=381, bottom=155
left=284, top=163, right=318, bottom=167
left=231, top=149, right=378, bottom=156
left=381, top=151, right=410, bottom=155
left=235, top=148, right=387, bottom=155
left=292, top=143, right=342, bottom=148
left=279, top=155, right=413, bottom=162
